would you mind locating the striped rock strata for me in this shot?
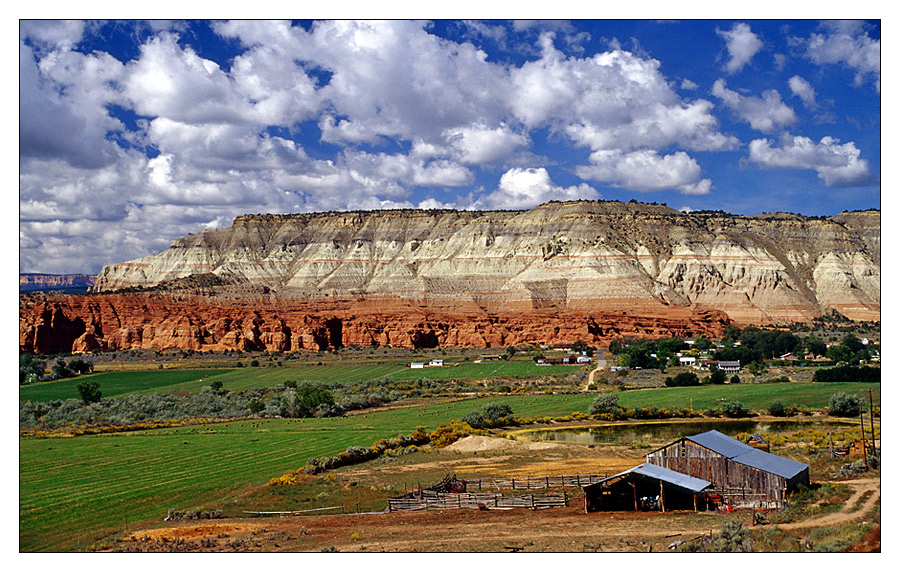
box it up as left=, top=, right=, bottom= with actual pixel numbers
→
left=20, top=201, right=879, bottom=353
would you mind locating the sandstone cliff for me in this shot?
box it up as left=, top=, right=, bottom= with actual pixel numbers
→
left=93, top=201, right=879, bottom=323
left=21, top=201, right=879, bottom=354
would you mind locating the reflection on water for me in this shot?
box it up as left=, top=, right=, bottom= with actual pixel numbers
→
left=520, top=420, right=851, bottom=446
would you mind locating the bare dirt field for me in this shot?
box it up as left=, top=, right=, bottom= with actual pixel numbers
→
left=115, top=436, right=880, bottom=553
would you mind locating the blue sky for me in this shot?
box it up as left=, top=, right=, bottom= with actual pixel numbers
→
left=18, top=19, right=881, bottom=274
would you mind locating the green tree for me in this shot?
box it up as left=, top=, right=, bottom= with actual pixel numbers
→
left=707, top=369, right=727, bottom=385
left=665, top=371, right=700, bottom=387
left=19, top=354, right=45, bottom=383
left=804, top=336, right=827, bottom=357
left=76, top=380, right=102, bottom=404
left=747, top=361, right=767, bottom=376
left=589, top=393, right=620, bottom=415
left=826, top=344, right=853, bottom=364
left=294, top=385, right=335, bottom=417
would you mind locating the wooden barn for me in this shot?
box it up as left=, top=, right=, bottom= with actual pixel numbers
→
left=583, top=463, right=712, bottom=513
left=646, top=430, right=809, bottom=505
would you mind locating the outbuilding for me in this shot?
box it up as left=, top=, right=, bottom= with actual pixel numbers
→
left=583, top=463, right=712, bottom=512
left=645, top=430, right=809, bottom=506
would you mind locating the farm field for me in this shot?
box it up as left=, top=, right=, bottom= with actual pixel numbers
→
left=19, top=360, right=581, bottom=402
left=19, top=382, right=879, bottom=551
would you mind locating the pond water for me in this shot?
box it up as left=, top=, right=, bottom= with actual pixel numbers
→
left=518, top=419, right=855, bottom=447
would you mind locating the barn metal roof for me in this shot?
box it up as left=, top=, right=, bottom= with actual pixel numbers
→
left=594, top=463, right=712, bottom=493
left=687, top=430, right=808, bottom=479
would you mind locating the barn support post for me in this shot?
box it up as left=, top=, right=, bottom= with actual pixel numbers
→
left=630, top=482, right=638, bottom=511
left=659, top=481, right=666, bottom=513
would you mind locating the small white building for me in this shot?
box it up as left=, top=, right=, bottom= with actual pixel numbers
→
left=410, top=362, right=425, bottom=369
left=577, top=356, right=592, bottom=364
left=679, top=356, right=697, bottom=367
left=429, top=359, right=444, bottom=367
left=717, top=361, right=742, bottom=374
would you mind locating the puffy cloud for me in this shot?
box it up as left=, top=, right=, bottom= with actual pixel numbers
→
left=511, top=43, right=734, bottom=154
left=293, top=20, right=508, bottom=144
left=681, top=78, right=698, bottom=90
left=717, top=23, right=763, bottom=74
left=473, top=167, right=600, bottom=210
left=788, top=75, right=817, bottom=109
left=802, top=20, right=880, bottom=91
left=712, top=79, right=796, bottom=133
left=19, top=40, right=125, bottom=169
left=748, top=134, right=873, bottom=187
left=576, top=149, right=711, bottom=195
left=442, top=123, right=531, bottom=166
left=20, top=20, right=86, bottom=51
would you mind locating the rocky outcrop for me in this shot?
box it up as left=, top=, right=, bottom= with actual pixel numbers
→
left=20, top=201, right=879, bottom=354
left=19, top=292, right=731, bottom=354
left=20, top=273, right=96, bottom=292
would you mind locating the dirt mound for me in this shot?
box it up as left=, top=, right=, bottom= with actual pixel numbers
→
left=443, top=435, right=567, bottom=453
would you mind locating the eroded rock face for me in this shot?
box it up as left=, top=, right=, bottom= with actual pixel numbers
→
left=21, top=201, right=879, bottom=353
left=18, top=292, right=732, bottom=354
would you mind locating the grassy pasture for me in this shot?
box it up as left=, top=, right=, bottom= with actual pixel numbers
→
left=19, top=361, right=580, bottom=402
left=18, top=369, right=235, bottom=402
left=19, top=382, right=879, bottom=551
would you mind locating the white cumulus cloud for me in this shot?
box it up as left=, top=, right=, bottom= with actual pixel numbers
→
left=473, top=167, right=600, bottom=210
left=712, top=79, right=796, bottom=133
left=788, top=75, right=818, bottom=109
left=717, top=23, right=763, bottom=74
left=576, top=149, right=712, bottom=195
left=748, top=134, right=873, bottom=187
left=802, top=20, right=880, bottom=92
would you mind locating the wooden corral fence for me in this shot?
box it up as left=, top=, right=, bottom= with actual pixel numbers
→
left=708, top=488, right=785, bottom=511
left=464, top=474, right=605, bottom=491
left=388, top=490, right=569, bottom=512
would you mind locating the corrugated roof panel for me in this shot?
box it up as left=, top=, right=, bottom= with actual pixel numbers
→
left=687, top=429, right=808, bottom=479
left=687, top=429, right=757, bottom=457
left=596, top=463, right=711, bottom=493
left=731, top=449, right=808, bottom=479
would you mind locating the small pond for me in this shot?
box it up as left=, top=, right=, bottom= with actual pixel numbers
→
left=518, top=419, right=856, bottom=447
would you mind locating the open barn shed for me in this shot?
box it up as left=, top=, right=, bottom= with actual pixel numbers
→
left=646, top=430, right=809, bottom=506
left=583, top=463, right=712, bottom=513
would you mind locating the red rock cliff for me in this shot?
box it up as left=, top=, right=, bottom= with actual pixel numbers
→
left=19, top=292, right=731, bottom=354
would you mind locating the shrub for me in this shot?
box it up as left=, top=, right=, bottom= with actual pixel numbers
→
left=722, top=401, right=751, bottom=418
left=828, top=392, right=861, bottom=417
left=730, top=375, right=741, bottom=384
left=665, top=371, right=699, bottom=387
left=768, top=401, right=786, bottom=417
left=707, top=369, right=727, bottom=385
left=76, top=381, right=102, bottom=405
left=589, top=393, right=620, bottom=416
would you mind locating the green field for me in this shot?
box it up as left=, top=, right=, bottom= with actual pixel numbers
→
left=19, top=382, right=879, bottom=551
left=18, top=369, right=236, bottom=402
left=19, top=361, right=580, bottom=402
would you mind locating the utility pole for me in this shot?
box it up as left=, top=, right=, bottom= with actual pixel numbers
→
left=859, top=406, right=868, bottom=470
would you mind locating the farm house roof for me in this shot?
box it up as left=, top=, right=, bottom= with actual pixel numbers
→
left=686, top=430, right=808, bottom=479
left=590, top=463, right=712, bottom=493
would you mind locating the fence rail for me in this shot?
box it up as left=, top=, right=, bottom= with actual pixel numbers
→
left=464, top=474, right=605, bottom=491
left=388, top=491, right=568, bottom=512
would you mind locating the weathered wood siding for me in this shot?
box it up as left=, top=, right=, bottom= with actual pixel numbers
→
left=647, top=438, right=790, bottom=501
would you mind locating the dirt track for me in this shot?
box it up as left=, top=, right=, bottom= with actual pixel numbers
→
left=121, top=477, right=879, bottom=553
